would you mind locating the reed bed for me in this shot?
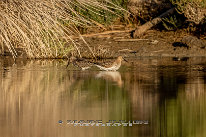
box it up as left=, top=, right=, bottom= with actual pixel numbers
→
left=0, top=0, right=125, bottom=59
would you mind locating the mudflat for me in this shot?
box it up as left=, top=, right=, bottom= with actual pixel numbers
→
left=76, top=29, right=206, bottom=59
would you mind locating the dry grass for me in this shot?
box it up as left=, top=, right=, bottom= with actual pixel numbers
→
left=171, top=0, right=206, bottom=24
left=0, top=0, right=125, bottom=59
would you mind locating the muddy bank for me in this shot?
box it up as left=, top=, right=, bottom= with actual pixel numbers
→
left=76, top=29, right=206, bottom=58
left=1, top=29, right=206, bottom=59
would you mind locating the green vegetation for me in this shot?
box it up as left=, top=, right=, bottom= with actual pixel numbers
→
left=72, top=0, right=128, bottom=26
left=0, top=0, right=126, bottom=59
left=162, top=15, right=184, bottom=30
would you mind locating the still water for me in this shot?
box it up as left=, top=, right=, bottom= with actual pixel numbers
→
left=0, top=57, right=206, bottom=137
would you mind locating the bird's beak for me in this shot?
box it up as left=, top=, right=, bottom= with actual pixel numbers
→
left=123, top=57, right=128, bottom=62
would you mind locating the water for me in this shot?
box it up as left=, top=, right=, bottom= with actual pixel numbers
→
left=0, top=57, right=206, bottom=137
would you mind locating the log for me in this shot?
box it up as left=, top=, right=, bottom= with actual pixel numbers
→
left=132, top=7, right=175, bottom=38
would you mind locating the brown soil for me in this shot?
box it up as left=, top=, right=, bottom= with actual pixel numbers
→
left=1, top=29, right=206, bottom=59
left=76, top=29, right=206, bottom=59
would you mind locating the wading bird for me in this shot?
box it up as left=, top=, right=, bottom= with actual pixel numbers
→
left=67, top=56, right=127, bottom=71
left=94, top=56, right=127, bottom=71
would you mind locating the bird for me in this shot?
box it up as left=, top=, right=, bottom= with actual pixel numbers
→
left=94, top=56, right=127, bottom=71
left=67, top=56, right=127, bottom=71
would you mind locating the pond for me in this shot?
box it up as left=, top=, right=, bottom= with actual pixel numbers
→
left=0, top=57, right=206, bottom=137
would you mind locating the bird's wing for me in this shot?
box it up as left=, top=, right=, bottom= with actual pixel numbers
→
left=95, top=64, right=107, bottom=70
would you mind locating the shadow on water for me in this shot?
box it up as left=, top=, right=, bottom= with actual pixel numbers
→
left=0, top=57, right=206, bottom=137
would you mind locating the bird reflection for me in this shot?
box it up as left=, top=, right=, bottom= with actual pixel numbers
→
left=96, top=71, right=123, bottom=87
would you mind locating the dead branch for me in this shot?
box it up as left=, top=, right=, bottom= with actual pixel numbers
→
left=66, top=29, right=134, bottom=39
left=132, top=7, right=175, bottom=38
left=115, top=39, right=149, bottom=42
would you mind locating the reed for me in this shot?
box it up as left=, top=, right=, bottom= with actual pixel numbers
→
left=0, top=0, right=125, bottom=59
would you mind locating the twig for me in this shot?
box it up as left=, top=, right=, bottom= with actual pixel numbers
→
left=115, top=39, right=149, bottom=42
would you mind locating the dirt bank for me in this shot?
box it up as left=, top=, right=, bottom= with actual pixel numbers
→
left=76, top=29, right=206, bottom=59
left=1, top=29, right=206, bottom=59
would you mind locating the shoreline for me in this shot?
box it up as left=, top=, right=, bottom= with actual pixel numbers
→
left=1, top=29, right=206, bottom=59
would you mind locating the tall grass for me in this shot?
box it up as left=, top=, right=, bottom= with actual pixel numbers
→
left=0, top=0, right=125, bottom=59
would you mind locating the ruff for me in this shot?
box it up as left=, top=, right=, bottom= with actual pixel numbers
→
left=95, top=56, right=126, bottom=71
left=67, top=56, right=127, bottom=71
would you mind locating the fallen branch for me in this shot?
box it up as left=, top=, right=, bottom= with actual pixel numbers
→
left=115, top=38, right=149, bottom=42
left=132, top=7, right=175, bottom=38
left=66, top=29, right=134, bottom=39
